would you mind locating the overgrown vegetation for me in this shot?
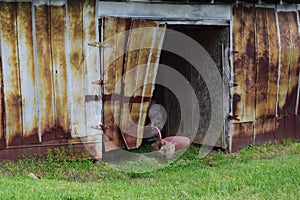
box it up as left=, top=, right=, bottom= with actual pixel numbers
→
left=0, top=141, right=299, bottom=199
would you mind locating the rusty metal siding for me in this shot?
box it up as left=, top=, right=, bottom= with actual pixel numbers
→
left=0, top=2, right=23, bottom=146
left=230, top=4, right=300, bottom=152
left=0, top=0, right=100, bottom=153
left=102, top=17, right=166, bottom=150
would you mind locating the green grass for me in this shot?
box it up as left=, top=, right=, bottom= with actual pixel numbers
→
left=0, top=142, right=299, bottom=200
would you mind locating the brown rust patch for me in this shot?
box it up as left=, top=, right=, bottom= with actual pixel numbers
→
left=17, top=2, right=39, bottom=144
left=67, top=0, right=86, bottom=137
left=277, top=12, right=291, bottom=116
left=275, top=116, right=296, bottom=142
left=285, top=12, right=300, bottom=116
left=296, top=115, right=300, bottom=139
left=254, top=118, right=275, bottom=145
left=243, top=5, right=256, bottom=122
left=230, top=122, right=254, bottom=153
left=0, top=44, right=5, bottom=149
left=50, top=4, right=70, bottom=134
left=42, top=125, right=71, bottom=141
left=232, top=5, right=245, bottom=121
left=0, top=2, right=23, bottom=147
left=35, top=4, right=56, bottom=137
left=266, top=8, right=279, bottom=118
left=255, top=8, right=269, bottom=120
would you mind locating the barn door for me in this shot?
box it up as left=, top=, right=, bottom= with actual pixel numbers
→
left=101, top=17, right=166, bottom=151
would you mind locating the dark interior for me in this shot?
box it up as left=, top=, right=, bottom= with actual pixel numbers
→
left=151, top=25, right=229, bottom=147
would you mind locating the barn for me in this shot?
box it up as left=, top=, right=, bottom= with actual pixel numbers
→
left=0, top=0, right=299, bottom=160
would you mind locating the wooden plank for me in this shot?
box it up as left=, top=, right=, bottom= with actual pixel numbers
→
left=0, top=34, right=4, bottom=149
left=231, top=5, right=245, bottom=122
left=67, top=0, right=86, bottom=137
left=255, top=8, right=269, bottom=119
left=242, top=5, right=256, bottom=122
left=83, top=0, right=101, bottom=136
left=35, top=3, right=56, bottom=140
left=266, top=8, right=279, bottom=118
left=277, top=12, right=291, bottom=116
left=286, top=12, right=300, bottom=116
left=16, top=2, right=39, bottom=144
left=0, top=2, right=23, bottom=146
left=50, top=2, right=71, bottom=139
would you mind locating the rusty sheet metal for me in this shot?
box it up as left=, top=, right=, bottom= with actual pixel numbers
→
left=242, top=5, right=256, bottom=123
left=230, top=122, right=254, bottom=153
left=232, top=5, right=244, bottom=123
left=35, top=3, right=56, bottom=140
left=50, top=3, right=71, bottom=138
left=83, top=0, right=101, bottom=137
left=102, top=17, right=129, bottom=151
left=17, top=2, right=39, bottom=144
left=67, top=0, right=86, bottom=137
left=285, top=12, right=300, bottom=116
left=255, top=8, right=269, bottom=120
left=275, top=116, right=296, bottom=142
left=277, top=12, right=292, bottom=116
left=266, top=8, right=279, bottom=118
left=0, top=38, right=4, bottom=149
left=120, top=20, right=145, bottom=149
left=296, top=115, right=300, bottom=139
left=0, top=2, right=23, bottom=146
left=254, top=118, right=275, bottom=145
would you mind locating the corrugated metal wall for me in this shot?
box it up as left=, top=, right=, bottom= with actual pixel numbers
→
left=230, top=4, right=300, bottom=152
left=0, top=0, right=100, bottom=150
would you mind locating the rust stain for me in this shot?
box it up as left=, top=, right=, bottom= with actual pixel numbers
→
left=35, top=4, right=56, bottom=136
left=277, top=12, right=291, bottom=116
left=284, top=12, right=300, bottom=116
left=0, top=41, right=5, bottom=149
left=230, top=122, right=254, bottom=153
left=254, top=118, right=275, bottom=145
left=266, top=8, right=279, bottom=118
left=0, top=2, right=23, bottom=146
left=232, top=5, right=245, bottom=122
left=17, top=2, right=39, bottom=145
left=255, top=8, right=269, bottom=119
left=243, top=5, right=256, bottom=122
left=144, top=24, right=166, bottom=97
left=50, top=4, right=70, bottom=135
left=296, top=115, right=300, bottom=139
left=67, top=0, right=86, bottom=137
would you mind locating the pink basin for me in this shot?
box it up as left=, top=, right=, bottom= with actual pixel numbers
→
left=163, top=136, right=190, bottom=150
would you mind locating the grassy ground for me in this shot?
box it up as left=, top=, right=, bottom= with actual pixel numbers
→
left=0, top=141, right=299, bottom=200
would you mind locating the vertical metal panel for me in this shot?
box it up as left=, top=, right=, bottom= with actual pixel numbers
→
left=35, top=2, right=56, bottom=140
left=243, top=5, right=256, bottom=122
left=254, top=118, right=275, bottom=145
left=67, top=0, right=85, bottom=137
left=0, top=33, right=4, bottom=149
left=16, top=2, right=39, bottom=144
left=120, top=20, right=144, bottom=149
left=102, top=17, right=131, bottom=151
left=133, top=21, right=157, bottom=146
left=83, top=0, right=101, bottom=136
left=0, top=2, right=23, bottom=146
left=230, top=122, right=254, bottom=153
left=255, top=8, right=269, bottom=119
left=277, top=12, right=291, bottom=116
left=50, top=1, right=71, bottom=138
left=286, top=12, right=300, bottom=116
left=232, top=5, right=244, bottom=122
left=266, top=8, right=279, bottom=118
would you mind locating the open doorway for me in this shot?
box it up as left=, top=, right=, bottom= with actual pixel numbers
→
left=151, top=25, right=229, bottom=148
